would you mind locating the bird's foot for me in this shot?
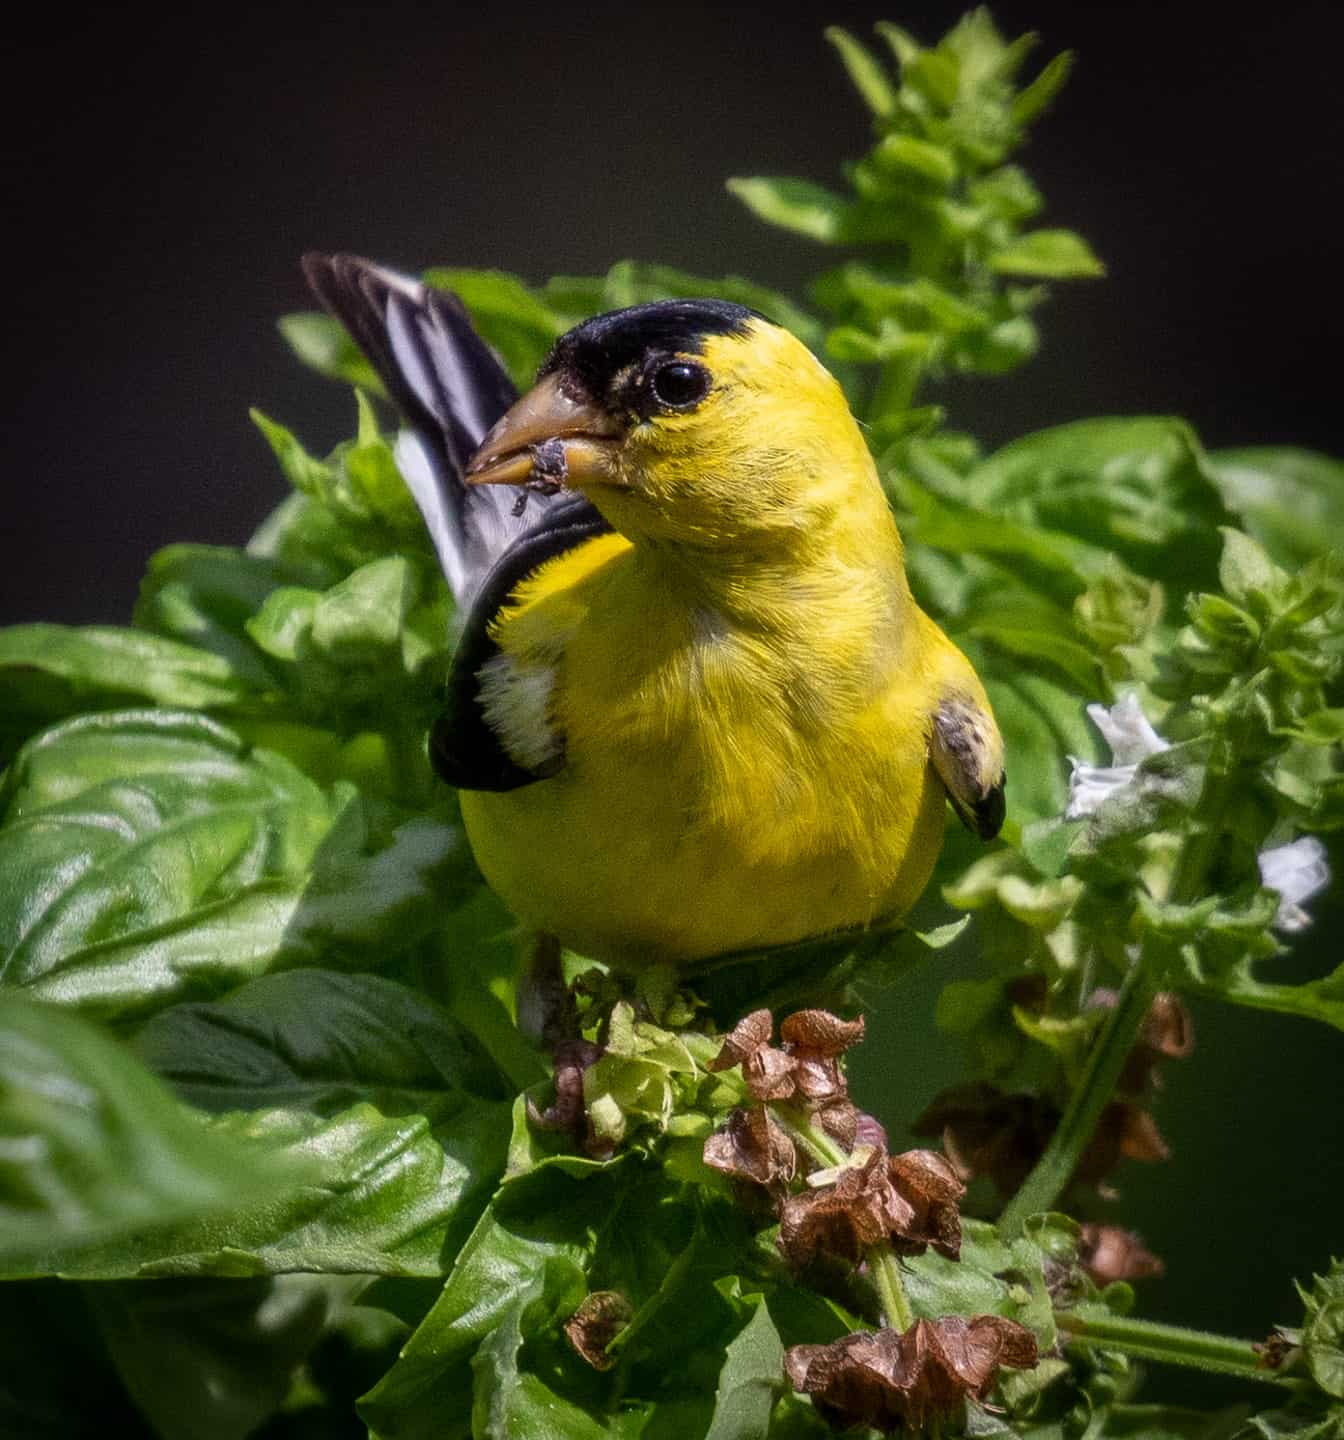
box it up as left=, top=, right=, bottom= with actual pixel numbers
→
left=516, top=932, right=580, bottom=1048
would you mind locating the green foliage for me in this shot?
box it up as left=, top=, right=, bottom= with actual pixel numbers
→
left=1211, top=448, right=1344, bottom=571
left=0, top=711, right=471, bottom=1021
left=0, top=998, right=303, bottom=1275
left=734, top=10, right=1102, bottom=418
left=2, top=9, right=1341, bottom=1438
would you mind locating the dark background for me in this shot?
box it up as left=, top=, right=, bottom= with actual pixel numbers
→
left=6, top=0, right=1342, bottom=1401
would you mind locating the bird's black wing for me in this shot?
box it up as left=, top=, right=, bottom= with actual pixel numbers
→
left=302, top=253, right=610, bottom=791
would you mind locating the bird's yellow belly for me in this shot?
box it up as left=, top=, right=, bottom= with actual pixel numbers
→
left=459, top=721, right=946, bottom=966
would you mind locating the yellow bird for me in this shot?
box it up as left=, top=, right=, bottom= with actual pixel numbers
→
left=305, top=256, right=1004, bottom=970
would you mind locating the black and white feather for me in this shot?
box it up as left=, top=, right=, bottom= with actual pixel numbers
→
left=301, top=253, right=600, bottom=608
left=303, top=253, right=609, bottom=791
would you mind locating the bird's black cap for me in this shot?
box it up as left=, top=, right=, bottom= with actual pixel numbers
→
left=541, top=298, right=759, bottom=395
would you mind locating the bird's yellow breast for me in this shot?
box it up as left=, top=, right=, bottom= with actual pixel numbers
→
left=459, top=524, right=956, bottom=966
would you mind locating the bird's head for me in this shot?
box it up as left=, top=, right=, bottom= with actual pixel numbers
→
left=465, top=300, right=882, bottom=549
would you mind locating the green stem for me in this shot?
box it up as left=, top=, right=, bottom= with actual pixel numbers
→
left=867, top=352, right=923, bottom=422
left=998, top=959, right=1160, bottom=1235
left=999, top=777, right=1233, bottom=1236
left=775, top=1108, right=851, bottom=1170
left=1054, top=1308, right=1295, bottom=1386
left=870, top=1243, right=914, bottom=1331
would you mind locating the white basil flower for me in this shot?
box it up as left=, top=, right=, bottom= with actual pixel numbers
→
left=1066, top=693, right=1170, bottom=820
left=1258, top=836, right=1331, bottom=933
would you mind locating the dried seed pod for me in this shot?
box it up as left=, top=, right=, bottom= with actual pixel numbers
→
left=915, top=1083, right=1058, bottom=1196
left=707, top=1008, right=800, bottom=1101
left=1089, top=989, right=1195, bottom=1093
left=780, top=1009, right=866, bottom=1056
left=1077, top=1223, right=1164, bottom=1284
left=778, top=1148, right=914, bottom=1267
left=781, top=1009, right=865, bottom=1105
left=703, top=1104, right=798, bottom=1196
left=708, top=1010, right=774, bottom=1071
left=816, top=1098, right=860, bottom=1150
left=564, top=1291, right=633, bottom=1371
left=1076, top=1101, right=1171, bottom=1181
left=786, top=1316, right=1039, bottom=1431
left=916, top=1083, right=1170, bottom=1198
left=887, top=1149, right=966, bottom=1260
left=1253, top=1328, right=1302, bottom=1372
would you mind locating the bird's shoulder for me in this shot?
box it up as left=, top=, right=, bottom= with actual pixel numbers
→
left=430, top=519, right=629, bottom=791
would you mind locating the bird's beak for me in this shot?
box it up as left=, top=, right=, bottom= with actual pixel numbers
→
left=465, top=373, right=625, bottom=489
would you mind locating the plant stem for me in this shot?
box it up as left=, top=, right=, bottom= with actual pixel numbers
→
left=999, top=776, right=1232, bottom=1236
left=870, top=1243, right=914, bottom=1331
left=1054, top=1308, right=1295, bottom=1386
left=867, top=352, right=923, bottom=422
left=776, top=1108, right=851, bottom=1170
left=770, top=1109, right=916, bottom=1332
left=997, top=958, right=1159, bottom=1235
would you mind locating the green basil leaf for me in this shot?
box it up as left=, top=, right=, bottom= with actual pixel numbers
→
left=0, top=624, right=258, bottom=759
left=470, top=1262, right=592, bottom=1440
left=134, top=969, right=509, bottom=1112
left=871, top=132, right=959, bottom=187
left=1211, top=447, right=1344, bottom=569
left=903, top=1216, right=1056, bottom=1350
left=0, top=998, right=299, bottom=1275
left=252, top=407, right=441, bottom=579
left=51, top=1093, right=510, bottom=1279
left=961, top=418, right=1233, bottom=594
left=104, top=970, right=513, bottom=1277
left=359, top=1165, right=624, bottom=1439
left=278, top=312, right=386, bottom=394
left=89, top=1276, right=331, bottom=1440
left=726, top=177, right=852, bottom=244
left=1177, top=952, right=1344, bottom=1036
left=896, top=472, right=1112, bottom=606
left=0, top=711, right=471, bottom=1020
left=824, top=27, right=898, bottom=117
left=1010, top=50, right=1074, bottom=124
left=989, top=228, right=1104, bottom=279
left=1244, top=1402, right=1344, bottom=1440
left=248, top=492, right=374, bottom=584
left=135, top=542, right=327, bottom=679
left=244, top=555, right=451, bottom=733
left=703, top=1294, right=786, bottom=1440
left=956, top=618, right=1101, bottom=694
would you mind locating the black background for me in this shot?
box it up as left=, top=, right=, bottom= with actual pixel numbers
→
left=7, top=0, right=1343, bottom=1401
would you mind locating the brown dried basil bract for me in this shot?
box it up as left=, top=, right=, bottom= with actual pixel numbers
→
left=564, top=1291, right=633, bottom=1371
left=708, top=1007, right=864, bottom=1106
left=778, top=1148, right=910, bottom=1266
left=887, top=1149, right=965, bottom=1260
left=786, top=1316, right=1039, bottom=1431
left=1089, top=988, right=1195, bottom=1095
left=778, top=1147, right=966, bottom=1267
left=703, top=1104, right=798, bottom=1198
left=915, top=1082, right=1170, bottom=1196
left=1077, top=1223, right=1164, bottom=1284
left=914, top=1083, right=1058, bottom=1196
left=527, top=1039, right=604, bottom=1135
left=781, top=1009, right=866, bottom=1106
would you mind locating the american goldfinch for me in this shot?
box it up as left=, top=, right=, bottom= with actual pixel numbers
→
left=304, top=255, right=1004, bottom=968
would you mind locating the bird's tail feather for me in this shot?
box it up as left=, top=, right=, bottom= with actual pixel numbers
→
left=301, top=252, right=531, bottom=604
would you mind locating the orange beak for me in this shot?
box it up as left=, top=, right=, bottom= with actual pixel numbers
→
left=465, top=372, right=625, bottom=488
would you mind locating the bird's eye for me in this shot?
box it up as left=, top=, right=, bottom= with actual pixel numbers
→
left=650, top=360, right=710, bottom=409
